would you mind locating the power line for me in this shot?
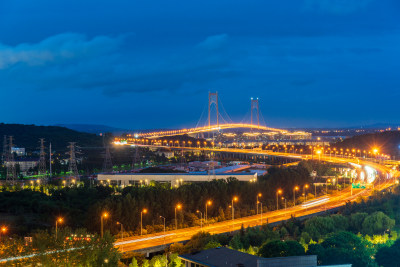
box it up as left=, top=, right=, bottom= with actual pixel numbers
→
left=67, top=142, right=79, bottom=183
left=6, top=136, right=16, bottom=184
left=38, top=138, right=47, bottom=181
left=102, top=145, right=113, bottom=173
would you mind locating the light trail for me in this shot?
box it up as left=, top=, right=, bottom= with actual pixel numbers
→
left=114, top=233, right=176, bottom=246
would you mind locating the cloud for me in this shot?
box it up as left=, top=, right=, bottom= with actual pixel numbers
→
left=196, top=34, right=228, bottom=50
left=304, top=0, right=373, bottom=15
left=0, top=33, right=123, bottom=69
left=0, top=33, right=236, bottom=96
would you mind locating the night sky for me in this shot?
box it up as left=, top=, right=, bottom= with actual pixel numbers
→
left=0, top=0, right=399, bottom=129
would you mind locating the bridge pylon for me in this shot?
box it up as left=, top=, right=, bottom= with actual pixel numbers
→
left=250, top=97, right=260, bottom=129
left=208, top=92, right=219, bottom=129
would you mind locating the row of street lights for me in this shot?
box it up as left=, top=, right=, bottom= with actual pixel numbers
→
left=276, top=184, right=310, bottom=209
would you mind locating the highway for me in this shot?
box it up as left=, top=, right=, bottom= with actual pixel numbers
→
left=113, top=146, right=399, bottom=253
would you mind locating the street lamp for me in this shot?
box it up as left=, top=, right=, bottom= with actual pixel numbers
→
left=303, top=184, right=309, bottom=202
left=205, top=200, right=212, bottom=224
left=196, top=210, right=203, bottom=230
left=116, top=222, right=124, bottom=252
left=141, top=209, right=147, bottom=236
left=293, top=186, right=299, bottom=206
left=160, top=216, right=166, bottom=244
left=316, top=150, right=322, bottom=161
left=0, top=226, right=7, bottom=241
left=231, top=196, right=238, bottom=222
left=276, top=189, right=282, bottom=210
left=175, top=204, right=182, bottom=230
left=101, top=212, right=108, bottom=238
left=281, top=197, right=287, bottom=210
left=55, top=217, right=63, bottom=239
left=256, top=193, right=262, bottom=215
left=326, top=179, right=331, bottom=195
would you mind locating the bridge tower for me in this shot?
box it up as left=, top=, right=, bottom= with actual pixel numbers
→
left=208, top=92, right=219, bottom=128
left=251, top=97, right=260, bottom=129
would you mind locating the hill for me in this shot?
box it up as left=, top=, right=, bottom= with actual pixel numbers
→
left=0, top=123, right=103, bottom=151
left=334, top=130, right=400, bottom=156
left=56, top=124, right=129, bottom=134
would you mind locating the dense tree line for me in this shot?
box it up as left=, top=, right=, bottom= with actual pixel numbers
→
left=0, top=161, right=336, bottom=236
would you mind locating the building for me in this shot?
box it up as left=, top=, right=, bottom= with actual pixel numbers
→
left=11, top=147, right=26, bottom=156
left=156, top=150, right=175, bottom=158
left=97, top=172, right=257, bottom=186
left=179, top=247, right=260, bottom=267
left=5, top=158, right=38, bottom=174
left=179, top=247, right=351, bottom=267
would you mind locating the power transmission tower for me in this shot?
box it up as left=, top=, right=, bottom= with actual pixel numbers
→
left=2, top=135, right=7, bottom=165
left=67, top=142, right=79, bottom=183
left=208, top=92, right=219, bottom=128
left=38, top=138, right=47, bottom=181
left=6, top=136, right=16, bottom=184
left=251, top=97, right=260, bottom=129
left=132, top=146, right=140, bottom=170
left=102, top=145, right=113, bottom=173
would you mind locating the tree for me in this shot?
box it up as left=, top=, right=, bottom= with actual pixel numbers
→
left=142, top=259, right=150, bottom=267
left=259, top=240, right=304, bottom=258
left=129, top=257, right=139, bottom=267
left=168, top=253, right=183, bottom=267
left=362, top=211, right=395, bottom=236
left=349, top=212, right=368, bottom=232
left=204, top=240, right=222, bottom=250
left=229, top=234, right=243, bottom=250
left=375, top=239, right=400, bottom=267
left=318, top=231, right=375, bottom=267
left=304, top=216, right=336, bottom=240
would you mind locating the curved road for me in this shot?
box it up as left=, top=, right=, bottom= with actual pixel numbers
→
left=114, top=148, right=398, bottom=253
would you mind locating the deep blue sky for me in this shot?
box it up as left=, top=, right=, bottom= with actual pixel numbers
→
left=0, top=0, right=399, bottom=129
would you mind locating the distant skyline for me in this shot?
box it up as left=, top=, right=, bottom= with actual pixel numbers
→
left=0, top=0, right=399, bottom=129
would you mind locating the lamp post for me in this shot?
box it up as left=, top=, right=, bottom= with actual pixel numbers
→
left=276, top=189, right=282, bottom=210
left=101, top=212, right=108, bottom=238
left=260, top=202, right=263, bottom=224
left=282, top=197, right=287, bottom=210
left=0, top=226, right=6, bottom=242
left=316, top=150, right=322, bottom=161
left=55, top=217, right=63, bottom=239
left=314, top=183, right=317, bottom=198
left=196, top=210, right=203, bottom=230
left=116, top=222, right=124, bottom=252
left=160, top=216, right=166, bottom=244
left=205, top=200, right=212, bottom=224
left=293, top=186, right=299, bottom=206
left=303, top=184, right=309, bottom=202
left=141, top=209, right=147, bottom=236
left=326, top=179, right=331, bottom=195
left=175, top=204, right=182, bottom=230
left=256, top=193, right=262, bottom=215
left=231, top=196, right=238, bottom=222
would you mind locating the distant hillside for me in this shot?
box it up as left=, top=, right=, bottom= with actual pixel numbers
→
left=55, top=124, right=129, bottom=134
left=0, top=123, right=103, bottom=151
left=334, top=130, right=400, bottom=156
